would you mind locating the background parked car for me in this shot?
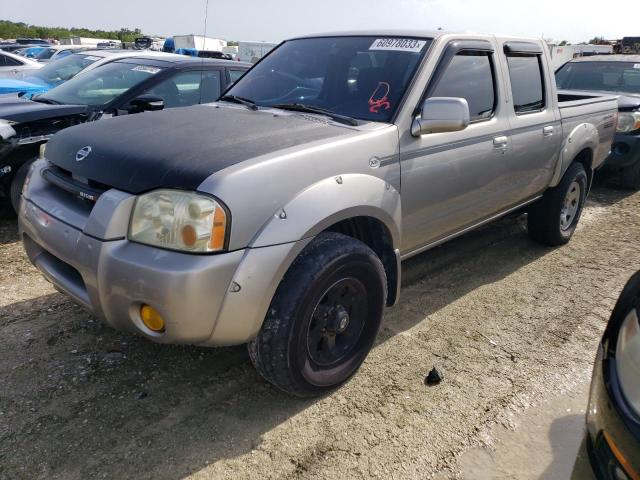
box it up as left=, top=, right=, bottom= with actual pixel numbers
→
left=31, top=45, right=88, bottom=63
left=17, top=46, right=46, bottom=58
left=15, top=38, right=51, bottom=46
left=556, top=55, right=640, bottom=189
left=585, top=270, right=640, bottom=480
left=0, top=49, right=175, bottom=97
left=0, top=50, right=42, bottom=78
left=0, top=55, right=250, bottom=210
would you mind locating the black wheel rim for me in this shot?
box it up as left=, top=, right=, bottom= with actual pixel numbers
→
left=306, top=277, right=368, bottom=367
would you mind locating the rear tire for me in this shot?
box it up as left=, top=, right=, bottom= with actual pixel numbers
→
left=10, top=158, right=36, bottom=213
left=620, top=161, right=640, bottom=190
left=528, top=162, right=588, bottom=246
left=248, top=232, right=387, bottom=397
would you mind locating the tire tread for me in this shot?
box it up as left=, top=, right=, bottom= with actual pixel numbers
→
left=248, top=232, right=386, bottom=397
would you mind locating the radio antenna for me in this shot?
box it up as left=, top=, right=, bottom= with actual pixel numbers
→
left=199, top=0, right=210, bottom=104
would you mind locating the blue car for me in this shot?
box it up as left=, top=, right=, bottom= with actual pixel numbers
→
left=0, top=52, right=101, bottom=97
left=21, top=46, right=46, bottom=58
left=0, top=77, right=50, bottom=96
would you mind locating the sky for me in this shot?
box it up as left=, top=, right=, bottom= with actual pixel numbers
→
left=2, top=0, right=636, bottom=44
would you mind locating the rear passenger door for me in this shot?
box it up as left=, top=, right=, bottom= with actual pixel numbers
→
left=400, top=40, right=513, bottom=253
left=499, top=42, right=562, bottom=202
left=0, top=53, right=26, bottom=75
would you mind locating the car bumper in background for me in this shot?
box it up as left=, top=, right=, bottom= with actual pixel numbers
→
left=586, top=345, right=640, bottom=480
left=605, top=133, right=640, bottom=170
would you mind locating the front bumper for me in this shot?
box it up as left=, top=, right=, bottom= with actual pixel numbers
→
left=586, top=345, right=640, bottom=479
left=19, top=161, right=309, bottom=346
left=604, top=133, right=640, bottom=170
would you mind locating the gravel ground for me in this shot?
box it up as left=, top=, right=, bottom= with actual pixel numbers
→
left=0, top=177, right=638, bottom=480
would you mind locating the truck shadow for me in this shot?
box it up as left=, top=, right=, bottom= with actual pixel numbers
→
left=0, top=189, right=613, bottom=479
left=0, top=203, right=18, bottom=245
left=591, top=170, right=638, bottom=206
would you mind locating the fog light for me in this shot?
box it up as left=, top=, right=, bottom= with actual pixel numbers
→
left=140, top=305, right=165, bottom=332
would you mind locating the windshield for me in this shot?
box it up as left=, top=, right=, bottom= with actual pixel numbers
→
left=34, top=47, right=57, bottom=60
left=29, top=53, right=102, bottom=86
left=40, top=60, right=165, bottom=106
left=225, top=36, right=431, bottom=122
left=556, top=61, right=640, bottom=95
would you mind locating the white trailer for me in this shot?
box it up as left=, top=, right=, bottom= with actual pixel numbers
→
left=237, top=41, right=277, bottom=63
left=60, top=37, right=121, bottom=48
left=173, top=35, right=226, bottom=52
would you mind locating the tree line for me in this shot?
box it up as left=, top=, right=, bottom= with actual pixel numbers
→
left=0, top=20, right=145, bottom=42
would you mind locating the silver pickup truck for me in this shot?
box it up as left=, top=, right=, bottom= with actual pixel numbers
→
left=18, top=31, right=617, bottom=397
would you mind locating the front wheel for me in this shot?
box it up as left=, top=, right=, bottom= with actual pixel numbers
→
left=528, top=162, right=588, bottom=246
left=248, top=232, right=387, bottom=397
left=621, top=161, right=640, bottom=190
left=10, top=158, right=36, bottom=213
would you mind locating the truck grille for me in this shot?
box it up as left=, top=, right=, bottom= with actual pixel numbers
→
left=41, top=165, right=109, bottom=204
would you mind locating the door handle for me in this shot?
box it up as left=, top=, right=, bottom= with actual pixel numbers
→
left=493, top=136, right=508, bottom=148
left=543, top=126, right=554, bottom=137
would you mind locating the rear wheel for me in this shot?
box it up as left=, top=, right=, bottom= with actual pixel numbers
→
left=248, top=232, right=387, bottom=397
left=621, top=161, right=640, bottom=190
left=528, top=162, right=588, bottom=246
left=10, top=158, right=36, bottom=213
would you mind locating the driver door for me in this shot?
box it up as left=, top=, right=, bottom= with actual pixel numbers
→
left=400, top=42, right=514, bottom=254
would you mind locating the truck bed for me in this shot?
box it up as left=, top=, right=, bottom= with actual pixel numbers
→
left=556, top=89, right=619, bottom=171
left=557, top=89, right=618, bottom=109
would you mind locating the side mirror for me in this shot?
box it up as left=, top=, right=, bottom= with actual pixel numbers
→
left=129, top=94, right=165, bottom=113
left=411, top=97, right=470, bottom=136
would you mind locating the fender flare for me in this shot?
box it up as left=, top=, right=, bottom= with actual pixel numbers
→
left=549, top=123, right=598, bottom=187
left=249, top=173, right=402, bottom=248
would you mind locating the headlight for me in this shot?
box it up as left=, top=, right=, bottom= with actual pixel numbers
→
left=616, top=306, right=640, bottom=415
left=129, top=190, right=228, bottom=253
left=616, top=111, right=640, bottom=133
left=0, top=119, right=17, bottom=141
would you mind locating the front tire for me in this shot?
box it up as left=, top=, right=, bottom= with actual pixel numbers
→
left=248, top=232, right=387, bottom=397
left=10, top=158, right=36, bottom=213
left=528, top=162, right=588, bottom=246
left=621, top=161, right=640, bottom=190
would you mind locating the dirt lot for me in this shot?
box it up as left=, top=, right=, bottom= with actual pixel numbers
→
left=1, top=178, right=639, bottom=480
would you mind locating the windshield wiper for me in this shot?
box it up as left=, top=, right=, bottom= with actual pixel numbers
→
left=30, top=96, right=61, bottom=105
left=219, top=94, right=258, bottom=111
left=273, top=103, right=358, bottom=126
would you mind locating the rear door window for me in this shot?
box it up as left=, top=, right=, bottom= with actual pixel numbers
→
left=506, top=55, right=545, bottom=113
left=1, top=54, right=22, bottom=67
left=429, top=52, right=496, bottom=121
left=228, top=69, right=245, bottom=85
left=145, top=70, right=221, bottom=107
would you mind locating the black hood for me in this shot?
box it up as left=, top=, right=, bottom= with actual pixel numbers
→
left=45, top=104, right=355, bottom=194
left=0, top=95, right=88, bottom=123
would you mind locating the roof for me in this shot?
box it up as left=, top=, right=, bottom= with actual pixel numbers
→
left=287, top=29, right=547, bottom=44
left=44, top=45, right=85, bottom=51
left=91, top=51, right=252, bottom=67
left=290, top=29, right=449, bottom=40
left=570, top=54, right=640, bottom=63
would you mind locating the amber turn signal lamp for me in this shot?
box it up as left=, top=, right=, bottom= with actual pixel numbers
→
left=140, top=305, right=165, bottom=332
left=209, top=207, right=226, bottom=250
left=604, top=431, right=640, bottom=480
